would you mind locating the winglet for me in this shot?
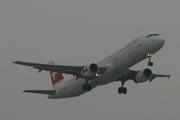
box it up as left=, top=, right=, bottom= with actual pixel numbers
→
left=168, top=75, right=171, bottom=79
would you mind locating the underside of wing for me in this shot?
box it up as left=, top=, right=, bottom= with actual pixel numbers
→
left=114, top=69, right=170, bottom=83
left=13, top=61, right=106, bottom=78
left=23, top=90, right=55, bottom=95
left=150, top=74, right=170, bottom=82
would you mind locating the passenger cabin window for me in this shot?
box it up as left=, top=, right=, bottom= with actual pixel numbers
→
left=146, top=34, right=160, bottom=38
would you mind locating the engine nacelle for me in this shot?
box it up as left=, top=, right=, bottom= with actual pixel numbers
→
left=81, top=63, right=99, bottom=78
left=135, top=68, right=152, bottom=83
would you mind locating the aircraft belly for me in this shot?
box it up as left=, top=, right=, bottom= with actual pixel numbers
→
left=58, top=78, right=88, bottom=98
left=73, top=79, right=89, bottom=96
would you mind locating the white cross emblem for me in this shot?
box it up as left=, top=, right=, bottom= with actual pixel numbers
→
left=51, top=72, right=57, bottom=81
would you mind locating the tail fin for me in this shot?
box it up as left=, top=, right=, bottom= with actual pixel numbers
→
left=48, top=61, right=64, bottom=89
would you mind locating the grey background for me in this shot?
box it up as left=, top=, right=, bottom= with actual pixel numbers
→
left=0, top=0, right=179, bottom=120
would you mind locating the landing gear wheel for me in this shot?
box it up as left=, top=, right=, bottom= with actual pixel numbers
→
left=82, top=84, right=87, bottom=91
left=87, top=85, right=92, bottom=91
left=118, top=87, right=127, bottom=94
left=82, top=84, right=92, bottom=91
left=118, top=87, right=123, bottom=94
left=122, top=87, right=127, bottom=94
left=148, top=62, right=153, bottom=66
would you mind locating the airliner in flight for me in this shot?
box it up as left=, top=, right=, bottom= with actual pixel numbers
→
left=14, top=32, right=170, bottom=99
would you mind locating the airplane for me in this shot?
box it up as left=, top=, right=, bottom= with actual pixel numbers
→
left=13, top=32, right=170, bottom=99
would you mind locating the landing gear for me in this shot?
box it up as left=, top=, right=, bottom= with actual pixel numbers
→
left=118, top=78, right=127, bottom=94
left=147, top=54, right=153, bottom=66
left=118, top=87, right=127, bottom=94
left=148, top=62, right=153, bottom=66
left=82, top=79, right=92, bottom=91
left=82, top=84, right=92, bottom=91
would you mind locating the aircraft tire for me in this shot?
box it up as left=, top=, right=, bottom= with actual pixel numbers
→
left=118, top=87, right=123, bottom=94
left=150, top=62, right=153, bottom=66
left=118, top=87, right=127, bottom=94
left=82, top=84, right=87, bottom=91
left=122, top=87, right=127, bottom=94
left=148, top=62, right=153, bottom=66
left=87, top=85, right=92, bottom=91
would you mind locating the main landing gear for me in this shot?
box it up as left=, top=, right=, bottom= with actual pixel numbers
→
left=147, top=54, right=153, bottom=66
left=118, top=87, right=127, bottom=94
left=118, top=79, right=127, bottom=94
left=82, top=80, right=92, bottom=91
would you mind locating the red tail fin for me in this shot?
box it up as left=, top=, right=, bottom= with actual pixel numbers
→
left=50, top=71, right=64, bottom=85
left=48, top=61, right=64, bottom=87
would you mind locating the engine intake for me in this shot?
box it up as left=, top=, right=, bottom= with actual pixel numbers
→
left=89, top=63, right=98, bottom=73
left=135, top=68, right=152, bottom=83
left=81, top=63, right=99, bottom=78
left=143, top=68, right=152, bottom=78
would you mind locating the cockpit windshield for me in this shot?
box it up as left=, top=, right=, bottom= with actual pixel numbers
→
left=146, top=34, right=160, bottom=38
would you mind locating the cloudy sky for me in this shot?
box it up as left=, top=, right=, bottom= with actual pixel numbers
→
left=0, top=0, right=179, bottom=120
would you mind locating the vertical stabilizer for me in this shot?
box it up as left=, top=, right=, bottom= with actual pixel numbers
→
left=48, top=61, right=64, bottom=89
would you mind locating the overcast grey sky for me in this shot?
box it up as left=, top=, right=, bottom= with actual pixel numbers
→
left=0, top=0, right=180, bottom=120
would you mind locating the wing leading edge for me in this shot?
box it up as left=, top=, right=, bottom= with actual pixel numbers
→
left=13, top=61, right=106, bottom=77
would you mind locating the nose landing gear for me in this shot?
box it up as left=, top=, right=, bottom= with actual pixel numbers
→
left=147, top=54, right=153, bottom=66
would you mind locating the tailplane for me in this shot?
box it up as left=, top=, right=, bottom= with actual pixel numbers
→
left=23, top=61, right=64, bottom=95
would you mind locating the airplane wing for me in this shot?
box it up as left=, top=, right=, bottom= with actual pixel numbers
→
left=13, top=61, right=106, bottom=77
left=114, top=69, right=170, bottom=83
left=23, top=90, right=55, bottom=95
left=149, top=73, right=171, bottom=82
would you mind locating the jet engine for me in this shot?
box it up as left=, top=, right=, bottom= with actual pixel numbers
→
left=81, top=63, right=99, bottom=78
left=135, top=68, right=152, bottom=83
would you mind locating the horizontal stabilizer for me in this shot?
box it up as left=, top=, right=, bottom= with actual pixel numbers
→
left=23, top=90, right=55, bottom=95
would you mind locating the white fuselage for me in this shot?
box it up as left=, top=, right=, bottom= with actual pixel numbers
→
left=48, top=33, right=165, bottom=99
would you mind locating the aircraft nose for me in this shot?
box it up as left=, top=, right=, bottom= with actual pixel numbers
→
left=157, top=37, right=165, bottom=47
